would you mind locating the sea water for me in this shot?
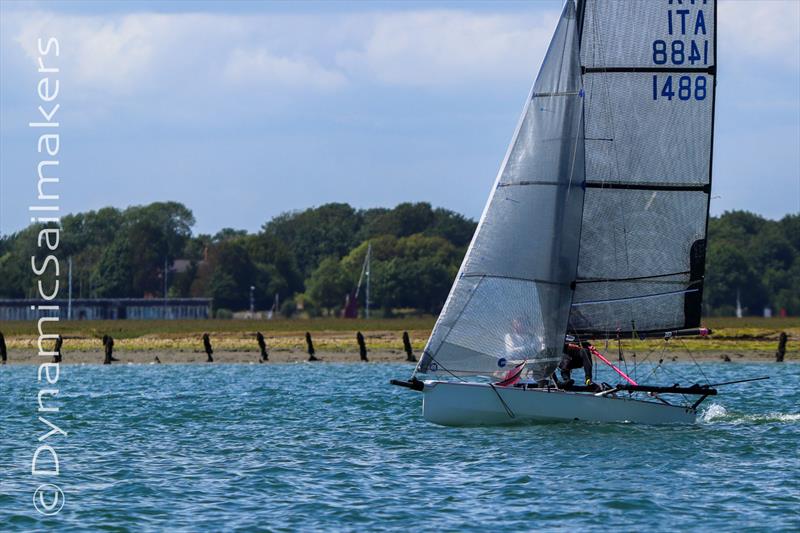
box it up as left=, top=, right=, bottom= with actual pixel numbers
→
left=1, top=362, right=798, bottom=531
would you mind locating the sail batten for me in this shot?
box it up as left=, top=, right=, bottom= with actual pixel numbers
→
left=572, top=288, right=699, bottom=307
left=461, top=274, right=569, bottom=286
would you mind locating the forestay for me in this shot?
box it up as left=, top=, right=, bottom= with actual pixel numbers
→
left=568, top=0, right=716, bottom=336
left=416, top=1, right=585, bottom=379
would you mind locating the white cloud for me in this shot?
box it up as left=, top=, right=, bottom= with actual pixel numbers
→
left=223, top=48, right=346, bottom=90
left=14, top=12, right=169, bottom=93
left=7, top=9, right=561, bottom=96
left=10, top=11, right=344, bottom=95
left=335, top=11, right=559, bottom=87
left=719, top=0, right=800, bottom=69
left=4, top=3, right=797, bottom=101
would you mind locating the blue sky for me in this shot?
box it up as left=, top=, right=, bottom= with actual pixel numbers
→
left=1, top=0, right=798, bottom=236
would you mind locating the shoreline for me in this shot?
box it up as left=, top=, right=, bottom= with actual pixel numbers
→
left=2, top=349, right=794, bottom=365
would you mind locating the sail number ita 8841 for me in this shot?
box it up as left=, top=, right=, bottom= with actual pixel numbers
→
left=652, top=39, right=708, bottom=66
left=652, top=75, right=706, bottom=101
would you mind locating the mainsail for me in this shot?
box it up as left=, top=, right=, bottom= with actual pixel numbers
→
left=417, top=1, right=585, bottom=379
left=569, top=0, right=716, bottom=336
left=416, top=0, right=716, bottom=380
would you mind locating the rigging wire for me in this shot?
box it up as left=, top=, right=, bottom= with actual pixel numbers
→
left=679, top=338, right=711, bottom=386
left=642, top=358, right=664, bottom=383
left=489, top=384, right=516, bottom=419
left=617, top=331, right=632, bottom=381
left=414, top=352, right=466, bottom=383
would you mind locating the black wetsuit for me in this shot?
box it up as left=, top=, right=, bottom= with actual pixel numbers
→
left=559, top=345, right=592, bottom=383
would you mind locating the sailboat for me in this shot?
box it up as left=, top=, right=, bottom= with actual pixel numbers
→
left=392, top=0, right=724, bottom=425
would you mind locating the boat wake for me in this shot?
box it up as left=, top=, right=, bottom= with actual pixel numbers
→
left=699, top=403, right=728, bottom=422
left=700, top=403, right=800, bottom=425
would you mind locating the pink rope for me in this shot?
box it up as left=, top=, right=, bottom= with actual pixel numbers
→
left=587, top=345, right=638, bottom=386
left=496, top=362, right=525, bottom=387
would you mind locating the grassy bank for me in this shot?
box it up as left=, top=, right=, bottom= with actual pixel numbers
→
left=1, top=316, right=797, bottom=355
left=1, top=317, right=436, bottom=353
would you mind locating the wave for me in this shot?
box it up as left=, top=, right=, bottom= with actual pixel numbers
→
left=700, top=403, right=799, bottom=424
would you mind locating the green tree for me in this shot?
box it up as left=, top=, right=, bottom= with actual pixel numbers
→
left=0, top=232, right=33, bottom=298
left=213, top=228, right=248, bottom=242
left=263, top=203, right=361, bottom=276
left=203, top=240, right=257, bottom=310
left=305, top=256, right=348, bottom=313
left=427, top=207, right=476, bottom=247
left=92, top=239, right=134, bottom=297
left=209, top=271, right=240, bottom=311
left=245, top=232, right=303, bottom=297
left=123, top=202, right=195, bottom=259
left=127, top=218, right=170, bottom=296
left=704, top=241, right=765, bottom=314
left=779, top=214, right=800, bottom=251
left=339, top=234, right=461, bottom=314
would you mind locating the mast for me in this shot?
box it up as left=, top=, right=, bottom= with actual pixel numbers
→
left=575, top=0, right=586, bottom=44
left=354, top=242, right=372, bottom=319
left=736, top=289, right=742, bottom=319
left=365, top=242, right=371, bottom=319
left=67, top=256, right=72, bottom=320
left=704, top=0, right=719, bottom=318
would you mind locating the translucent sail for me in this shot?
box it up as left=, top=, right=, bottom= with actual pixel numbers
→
left=568, top=0, right=716, bottom=336
left=416, top=1, right=585, bottom=379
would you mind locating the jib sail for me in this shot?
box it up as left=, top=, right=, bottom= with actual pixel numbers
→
left=416, top=1, right=585, bottom=379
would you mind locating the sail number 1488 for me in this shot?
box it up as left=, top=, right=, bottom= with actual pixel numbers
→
left=652, top=75, right=706, bottom=101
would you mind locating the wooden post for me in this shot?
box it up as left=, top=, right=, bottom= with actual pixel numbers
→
left=203, top=333, right=214, bottom=363
left=53, top=335, right=63, bottom=363
left=306, top=332, right=319, bottom=361
left=0, top=331, right=6, bottom=365
left=776, top=332, right=787, bottom=363
left=256, top=332, right=269, bottom=362
left=403, top=331, right=416, bottom=362
left=103, top=335, right=114, bottom=365
left=357, top=331, right=368, bottom=362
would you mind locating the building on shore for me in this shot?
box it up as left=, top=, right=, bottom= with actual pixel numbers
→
left=0, top=298, right=212, bottom=321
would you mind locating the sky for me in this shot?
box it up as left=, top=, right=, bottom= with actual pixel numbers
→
left=1, top=0, right=798, bottom=236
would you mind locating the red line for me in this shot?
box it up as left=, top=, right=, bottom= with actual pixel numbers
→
left=587, top=345, right=638, bottom=386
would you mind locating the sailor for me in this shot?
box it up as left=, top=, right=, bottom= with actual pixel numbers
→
left=504, top=318, right=543, bottom=361
left=558, top=342, right=597, bottom=390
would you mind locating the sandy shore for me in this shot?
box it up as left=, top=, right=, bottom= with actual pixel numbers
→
left=2, top=349, right=793, bottom=365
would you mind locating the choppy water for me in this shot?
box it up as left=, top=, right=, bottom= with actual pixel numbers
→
left=1, top=362, right=798, bottom=531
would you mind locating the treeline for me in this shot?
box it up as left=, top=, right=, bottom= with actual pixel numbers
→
left=705, top=211, right=799, bottom=316
left=0, top=201, right=474, bottom=317
left=0, top=203, right=796, bottom=317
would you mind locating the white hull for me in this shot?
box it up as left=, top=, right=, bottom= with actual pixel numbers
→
left=422, top=381, right=696, bottom=426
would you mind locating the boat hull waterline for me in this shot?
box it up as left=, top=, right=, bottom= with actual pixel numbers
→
left=422, top=381, right=696, bottom=426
